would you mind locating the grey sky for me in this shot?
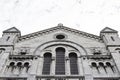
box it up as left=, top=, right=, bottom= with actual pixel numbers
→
left=0, top=0, right=120, bottom=36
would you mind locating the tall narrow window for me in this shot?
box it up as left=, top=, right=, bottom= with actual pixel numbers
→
left=111, top=36, right=115, bottom=41
left=6, top=36, right=10, bottom=41
left=42, top=53, right=52, bottom=75
left=69, top=53, right=78, bottom=75
left=55, top=47, right=65, bottom=75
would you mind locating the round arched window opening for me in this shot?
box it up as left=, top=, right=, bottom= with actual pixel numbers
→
left=56, top=34, right=65, bottom=39
left=24, top=62, right=29, bottom=67
left=91, top=62, right=97, bottom=67
left=17, top=62, right=22, bottom=67
left=9, top=62, right=15, bottom=66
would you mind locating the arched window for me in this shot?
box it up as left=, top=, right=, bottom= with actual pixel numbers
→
left=42, top=53, right=52, bottom=75
left=24, top=62, right=30, bottom=73
left=9, top=62, right=15, bottom=72
left=106, top=62, right=114, bottom=73
left=55, top=47, right=65, bottom=75
left=91, top=62, right=99, bottom=73
left=99, top=62, right=106, bottom=74
left=69, top=53, right=78, bottom=75
left=17, top=62, right=22, bottom=72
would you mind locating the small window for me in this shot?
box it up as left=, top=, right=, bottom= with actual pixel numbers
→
left=56, top=34, right=65, bottom=39
left=20, top=52, right=27, bottom=55
left=111, top=36, right=115, bottom=41
left=99, top=62, right=104, bottom=67
left=24, top=62, right=30, bottom=72
left=91, top=62, right=97, bottom=67
left=9, top=62, right=15, bottom=66
left=17, top=62, right=22, bottom=67
left=6, top=36, right=10, bottom=41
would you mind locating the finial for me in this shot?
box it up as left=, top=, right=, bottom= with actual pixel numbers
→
left=58, top=23, right=63, bottom=26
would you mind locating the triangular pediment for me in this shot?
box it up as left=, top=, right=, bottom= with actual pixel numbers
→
left=3, top=27, right=21, bottom=33
left=100, top=27, right=117, bottom=33
left=19, top=24, right=102, bottom=42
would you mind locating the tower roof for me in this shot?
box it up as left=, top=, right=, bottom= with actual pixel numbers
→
left=3, top=27, right=21, bottom=33
left=100, top=27, right=118, bottom=33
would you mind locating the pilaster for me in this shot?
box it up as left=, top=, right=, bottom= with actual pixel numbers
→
left=36, top=57, right=43, bottom=75
left=78, top=57, right=84, bottom=76
left=29, top=58, right=38, bottom=74
left=66, top=58, right=70, bottom=75
left=82, top=58, right=93, bottom=80
left=51, top=58, right=55, bottom=75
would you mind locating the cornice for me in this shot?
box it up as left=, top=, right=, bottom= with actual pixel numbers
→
left=18, top=24, right=103, bottom=42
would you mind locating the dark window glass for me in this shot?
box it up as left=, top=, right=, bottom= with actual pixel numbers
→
left=42, top=53, right=52, bottom=75
left=56, top=35, right=65, bottom=39
left=55, top=47, right=65, bottom=75
left=111, top=36, right=115, bottom=41
left=6, top=36, right=10, bottom=41
left=69, top=53, right=78, bottom=75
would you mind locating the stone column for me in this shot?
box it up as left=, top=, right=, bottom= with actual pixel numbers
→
left=37, top=57, right=43, bottom=75
left=51, top=57, right=55, bottom=75
left=51, top=49, right=56, bottom=75
left=29, top=58, right=38, bottom=74
left=66, top=58, right=70, bottom=75
left=28, top=58, right=38, bottom=80
left=78, top=57, right=84, bottom=76
left=82, top=57, right=93, bottom=80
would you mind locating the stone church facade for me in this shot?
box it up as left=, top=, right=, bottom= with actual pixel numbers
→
left=0, top=24, right=120, bottom=80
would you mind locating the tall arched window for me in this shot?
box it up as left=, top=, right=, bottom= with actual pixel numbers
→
left=69, top=53, right=78, bottom=75
left=55, top=47, right=65, bottom=75
left=42, top=53, right=52, bottom=75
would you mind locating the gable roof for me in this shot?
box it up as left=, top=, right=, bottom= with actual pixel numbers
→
left=19, top=24, right=102, bottom=42
left=3, top=27, right=21, bottom=33
left=100, top=27, right=118, bottom=33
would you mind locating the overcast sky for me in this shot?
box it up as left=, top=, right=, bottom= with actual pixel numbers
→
left=0, top=0, right=120, bottom=36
